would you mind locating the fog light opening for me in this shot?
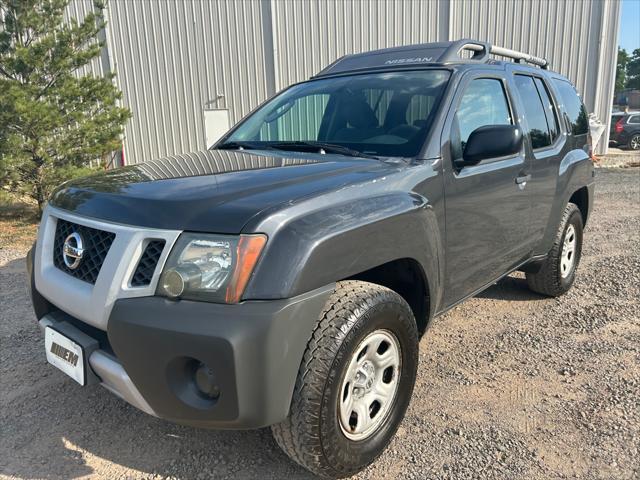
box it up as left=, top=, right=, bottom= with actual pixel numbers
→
left=194, top=362, right=220, bottom=400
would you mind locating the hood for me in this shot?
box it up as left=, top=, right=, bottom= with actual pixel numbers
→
left=50, top=149, right=396, bottom=233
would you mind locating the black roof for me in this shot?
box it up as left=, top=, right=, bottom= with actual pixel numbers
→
left=314, top=39, right=549, bottom=78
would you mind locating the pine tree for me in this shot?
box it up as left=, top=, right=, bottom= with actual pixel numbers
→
left=0, top=0, right=131, bottom=213
left=626, top=48, right=640, bottom=90
left=615, top=48, right=629, bottom=93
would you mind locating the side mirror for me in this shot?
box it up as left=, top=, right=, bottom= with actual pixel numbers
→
left=459, top=125, right=523, bottom=167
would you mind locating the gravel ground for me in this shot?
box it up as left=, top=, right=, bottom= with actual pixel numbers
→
left=1, top=168, right=639, bottom=480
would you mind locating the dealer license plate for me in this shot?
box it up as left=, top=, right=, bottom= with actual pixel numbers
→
left=45, top=327, right=85, bottom=386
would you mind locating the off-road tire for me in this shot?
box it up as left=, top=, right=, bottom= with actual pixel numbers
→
left=271, top=280, right=419, bottom=478
left=526, top=202, right=583, bottom=297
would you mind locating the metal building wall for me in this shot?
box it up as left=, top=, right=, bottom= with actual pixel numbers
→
left=63, top=0, right=108, bottom=78
left=103, top=0, right=271, bottom=163
left=66, top=0, right=619, bottom=162
left=271, top=0, right=620, bottom=154
left=270, top=0, right=449, bottom=89
left=447, top=0, right=620, bottom=154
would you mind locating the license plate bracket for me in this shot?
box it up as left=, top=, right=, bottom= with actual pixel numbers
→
left=43, top=317, right=101, bottom=386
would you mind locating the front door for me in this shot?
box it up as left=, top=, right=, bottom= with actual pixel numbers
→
left=442, top=72, right=533, bottom=306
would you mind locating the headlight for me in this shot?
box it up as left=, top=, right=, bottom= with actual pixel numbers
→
left=157, top=233, right=266, bottom=303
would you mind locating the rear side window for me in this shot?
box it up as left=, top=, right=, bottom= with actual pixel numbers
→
left=451, top=78, right=512, bottom=158
left=629, top=115, right=640, bottom=124
left=553, top=79, right=589, bottom=135
left=534, top=78, right=560, bottom=142
left=514, top=75, right=552, bottom=149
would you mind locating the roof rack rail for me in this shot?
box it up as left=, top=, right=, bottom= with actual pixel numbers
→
left=445, top=39, right=549, bottom=69
left=314, top=39, right=549, bottom=78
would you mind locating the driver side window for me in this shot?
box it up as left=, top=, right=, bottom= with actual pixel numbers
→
left=451, top=78, right=512, bottom=159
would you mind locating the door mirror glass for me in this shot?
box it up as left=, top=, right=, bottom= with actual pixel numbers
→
left=460, top=125, right=523, bottom=166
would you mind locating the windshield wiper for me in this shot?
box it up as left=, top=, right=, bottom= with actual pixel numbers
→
left=269, top=141, right=379, bottom=160
left=215, top=141, right=274, bottom=151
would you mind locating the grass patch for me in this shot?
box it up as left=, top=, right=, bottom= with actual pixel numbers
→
left=0, top=193, right=39, bottom=251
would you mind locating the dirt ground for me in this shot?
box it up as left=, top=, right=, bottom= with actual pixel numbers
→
left=0, top=166, right=638, bottom=480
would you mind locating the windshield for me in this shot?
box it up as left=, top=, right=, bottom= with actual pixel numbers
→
left=218, top=70, right=450, bottom=158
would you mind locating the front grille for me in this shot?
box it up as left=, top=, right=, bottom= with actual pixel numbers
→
left=131, top=240, right=165, bottom=287
left=53, top=219, right=116, bottom=284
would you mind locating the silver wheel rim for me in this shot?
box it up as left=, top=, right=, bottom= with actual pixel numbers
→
left=631, top=135, right=640, bottom=150
left=338, top=329, right=401, bottom=441
left=560, top=224, right=576, bottom=278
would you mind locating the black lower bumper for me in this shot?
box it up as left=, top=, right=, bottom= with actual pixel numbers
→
left=29, top=245, right=333, bottom=429
left=106, top=287, right=332, bottom=429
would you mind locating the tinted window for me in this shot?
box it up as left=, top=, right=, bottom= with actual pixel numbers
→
left=534, top=78, right=560, bottom=142
left=628, top=115, right=640, bottom=124
left=514, top=75, right=551, bottom=149
left=260, top=94, right=330, bottom=141
left=451, top=78, right=512, bottom=158
left=553, top=79, right=589, bottom=135
left=406, top=94, right=436, bottom=127
left=225, top=70, right=450, bottom=157
left=363, top=89, right=393, bottom=125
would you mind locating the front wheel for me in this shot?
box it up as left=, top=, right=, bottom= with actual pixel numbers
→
left=271, top=281, right=419, bottom=478
left=526, top=202, right=583, bottom=297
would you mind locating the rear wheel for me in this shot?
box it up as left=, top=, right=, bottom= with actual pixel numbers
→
left=526, top=203, right=583, bottom=297
left=271, top=281, right=418, bottom=478
left=628, top=133, right=640, bottom=150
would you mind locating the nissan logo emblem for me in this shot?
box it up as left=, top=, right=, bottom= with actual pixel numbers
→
left=62, top=232, right=84, bottom=269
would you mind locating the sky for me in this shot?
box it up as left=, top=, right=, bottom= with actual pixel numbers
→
left=619, top=0, right=640, bottom=53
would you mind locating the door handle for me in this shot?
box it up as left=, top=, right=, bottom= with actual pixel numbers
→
left=515, top=174, right=531, bottom=185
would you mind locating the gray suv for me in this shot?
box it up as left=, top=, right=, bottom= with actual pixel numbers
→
left=27, top=39, right=594, bottom=478
left=610, top=112, right=640, bottom=150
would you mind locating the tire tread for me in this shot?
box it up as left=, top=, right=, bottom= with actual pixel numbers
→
left=526, top=203, right=582, bottom=297
left=271, top=281, right=415, bottom=478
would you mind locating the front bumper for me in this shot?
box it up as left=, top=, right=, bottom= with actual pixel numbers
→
left=29, top=248, right=333, bottom=429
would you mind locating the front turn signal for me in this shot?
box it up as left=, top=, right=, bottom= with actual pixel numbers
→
left=225, top=234, right=267, bottom=303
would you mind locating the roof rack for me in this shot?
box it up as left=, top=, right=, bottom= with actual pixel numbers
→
left=314, top=39, right=549, bottom=78
left=450, top=40, right=549, bottom=69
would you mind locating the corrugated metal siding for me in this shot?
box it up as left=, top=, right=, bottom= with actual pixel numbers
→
left=64, top=0, right=619, bottom=161
left=448, top=0, right=620, bottom=153
left=271, top=0, right=448, bottom=90
left=105, top=0, right=270, bottom=163
left=591, top=0, right=621, bottom=152
left=63, top=0, right=108, bottom=78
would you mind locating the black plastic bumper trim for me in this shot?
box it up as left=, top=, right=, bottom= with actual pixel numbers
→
left=107, top=284, right=334, bottom=429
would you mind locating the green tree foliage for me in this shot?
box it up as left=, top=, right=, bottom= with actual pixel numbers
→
left=0, top=0, right=131, bottom=212
left=615, top=47, right=629, bottom=93
left=626, top=48, right=640, bottom=90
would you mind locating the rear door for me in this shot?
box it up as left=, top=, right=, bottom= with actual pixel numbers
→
left=508, top=69, right=565, bottom=244
left=441, top=70, right=534, bottom=306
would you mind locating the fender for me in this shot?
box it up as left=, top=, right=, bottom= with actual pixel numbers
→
left=537, top=149, right=594, bottom=254
left=242, top=177, right=442, bottom=308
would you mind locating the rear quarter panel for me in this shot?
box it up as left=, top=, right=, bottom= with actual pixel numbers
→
left=535, top=73, right=594, bottom=254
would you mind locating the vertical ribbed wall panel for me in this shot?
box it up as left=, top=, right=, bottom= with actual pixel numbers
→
left=271, top=0, right=448, bottom=89
left=63, top=0, right=107, bottom=78
left=63, top=0, right=619, bottom=161
left=450, top=0, right=594, bottom=100
left=104, top=0, right=269, bottom=163
left=448, top=0, right=620, bottom=153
